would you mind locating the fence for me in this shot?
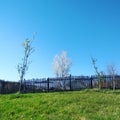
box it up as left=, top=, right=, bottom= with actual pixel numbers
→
left=0, top=75, right=120, bottom=94
left=0, top=80, right=19, bottom=94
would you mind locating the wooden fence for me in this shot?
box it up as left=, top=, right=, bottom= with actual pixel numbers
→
left=0, top=75, right=120, bottom=94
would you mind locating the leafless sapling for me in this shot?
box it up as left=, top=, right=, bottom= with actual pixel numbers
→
left=91, top=57, right=104, bottom=89
left=17, top=35, right=35, bottom=93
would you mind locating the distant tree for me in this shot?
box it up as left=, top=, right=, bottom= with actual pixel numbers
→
left=17, top=34, right=35, bottom=93
left=91, top=57, right=104, bottom=89
left=60, top=51, right=72, bottom=89
left=53, top=51, right=72, bottom=77
left=61, top=51, right=72, bottom=77
left=107, top=64, right=116, bottom=90
left=53, top=51, right=72, bottom=90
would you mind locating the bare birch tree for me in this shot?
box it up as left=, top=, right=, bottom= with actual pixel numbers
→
left=60, top=51, right=72, bottom=89
left=53, top=51, right=72, bottom=77
left=61, top=51, right=72, bottom=77
left=53, top=51, right=72, bottom=89
left=107, top=64, right=116, bottom=90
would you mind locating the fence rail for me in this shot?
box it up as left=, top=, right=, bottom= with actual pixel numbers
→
left=0, top=75, right=120, bottom=94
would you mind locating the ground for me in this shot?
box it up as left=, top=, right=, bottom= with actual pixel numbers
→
left=0, top=89, right=120, bottom=120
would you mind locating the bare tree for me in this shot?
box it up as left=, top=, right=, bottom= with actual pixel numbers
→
left=17, top=35, right=35, bottom=93
left=53, top=51, right=72, bottom=90
left=53, top=51, right=72, bottom=77
left=91, top=57, right=104, bottom=89
left=107, top=64, right=116, bottom=90
left=61, top=51, right=72, bottom=77
left=61, top=51, right=72, bottom=90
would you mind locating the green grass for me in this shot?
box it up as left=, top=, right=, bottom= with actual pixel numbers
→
left=0, top=89, right=120, bottom=120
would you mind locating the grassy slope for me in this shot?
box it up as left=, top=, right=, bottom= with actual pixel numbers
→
left=0, top=89, right=120, bottom=120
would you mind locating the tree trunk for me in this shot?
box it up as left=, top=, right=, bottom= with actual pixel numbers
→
left=19, top=75, right=24, bottom=93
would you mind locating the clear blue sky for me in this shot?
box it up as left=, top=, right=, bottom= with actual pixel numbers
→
left=0, top=0, right=120, bottom=81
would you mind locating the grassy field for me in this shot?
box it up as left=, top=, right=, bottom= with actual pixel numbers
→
left=0, top=89, right=120, bottom=120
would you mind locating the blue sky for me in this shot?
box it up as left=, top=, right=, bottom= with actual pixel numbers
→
left=0, top=0, right=120, bottom=81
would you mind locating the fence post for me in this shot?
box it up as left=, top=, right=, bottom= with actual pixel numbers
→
left=70, top=74, right=72, bottom=90
left=47, top=78, right=49, bottom=92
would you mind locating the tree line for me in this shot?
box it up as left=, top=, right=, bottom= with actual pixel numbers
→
left=17, top=34, right=119, bottom=93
